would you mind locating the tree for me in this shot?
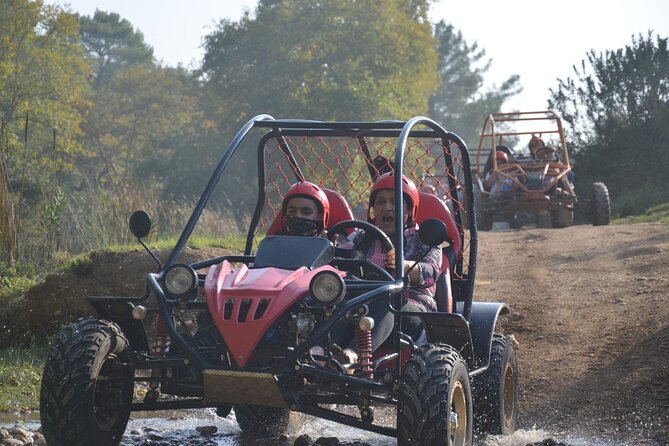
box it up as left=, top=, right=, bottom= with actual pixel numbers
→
left=79, top=10, right=154, bottom=89
left=0, top=0, right=91, bottom=261
left=549, top=32, right=669, bottom=214
left=429, top=21, right=521, bottom=148
left=81, top=65, right=200, bottom=190
left=195, top=0, right=439, bottom=208
left=200, top=0, right=438, bottom=122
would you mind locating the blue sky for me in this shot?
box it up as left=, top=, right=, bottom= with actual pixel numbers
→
left=45, top=0, right=669, bottom=113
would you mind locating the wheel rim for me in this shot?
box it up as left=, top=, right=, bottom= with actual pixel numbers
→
left=448, top=381, right=467, bottom=446
left=502, top=362, right=516, bottom=428
left=94, top=355, right=128, bottom=430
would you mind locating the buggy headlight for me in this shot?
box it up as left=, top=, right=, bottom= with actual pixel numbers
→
left=309, top=271, right=345, bottom=307
left=164, top=264, right=197, bottom=296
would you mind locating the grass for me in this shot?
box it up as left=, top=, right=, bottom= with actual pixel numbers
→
left=613, top=202, right=669, bottom=224
left=0, top=342, right=49, bottom=412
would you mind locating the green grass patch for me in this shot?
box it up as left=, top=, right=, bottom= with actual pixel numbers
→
left=0, top=342, right=49, bottom=411
left=613, top=202, right=669, bottom=224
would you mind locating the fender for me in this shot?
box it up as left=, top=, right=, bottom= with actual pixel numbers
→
left=468, top=301, right=509, bottom=371
left=87, top=297, right=150, bottom=353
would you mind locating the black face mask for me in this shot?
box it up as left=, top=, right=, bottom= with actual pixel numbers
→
left=285, top=215, right=322, bottom=237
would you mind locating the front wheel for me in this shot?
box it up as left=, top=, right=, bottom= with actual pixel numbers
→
left=398, top=344, right=473, bottom=446
left=591, top=182, right=610, bottom=226
left=40, top=318, right=134, bottom=446
left=473, top=185, right=493, bottom=231
left=472, top=334, right=519, bottom=435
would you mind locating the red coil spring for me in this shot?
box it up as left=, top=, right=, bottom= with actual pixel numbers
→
left=152, top=314, right=169, bottom=358
left=356, top=326, right=372, bottom=377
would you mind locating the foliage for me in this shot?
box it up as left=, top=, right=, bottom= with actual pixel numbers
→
left=81, top=65, right=201, bottom=190
left=194, top=0, right=439, bottom=208
left=0, top=0, right=91, bottom=263
left=549, top=32, right=669, bottom=213
left=0, top=342, right=48, bottom=411
left=429, top=21, right=521, bottom=147
left=78, top=9, right=154, bottom=89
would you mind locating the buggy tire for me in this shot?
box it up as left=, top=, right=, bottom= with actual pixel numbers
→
left=40, top=318, right=134, bottom=446
left=234, top=405, right=292, bottom=437
left=472, top=334, right=518, bottom=435
left=551, top=208, right=573, bottom=228
left=590, top=182, right=610, bottom=226
left=398, top=344, right=473, bottom=446
left=535, top=211, right=552, bottom=228
left=473, top=184, right=493, bottom=231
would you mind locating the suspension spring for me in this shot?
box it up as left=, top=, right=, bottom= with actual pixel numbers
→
left=356, top=326, right=373, bottom=377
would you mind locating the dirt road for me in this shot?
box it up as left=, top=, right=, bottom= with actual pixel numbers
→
left=474, top=222, right=669, bottom=445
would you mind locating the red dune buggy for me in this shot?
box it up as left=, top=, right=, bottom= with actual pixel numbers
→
left=40, top=116, right=518, bottom=446
left=473, top=111, right=610, bottom=230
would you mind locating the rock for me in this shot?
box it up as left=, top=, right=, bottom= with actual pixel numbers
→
left=294, top=434, right=312, bottom=446
left=195, top=425, right=217, bottom=436
left=315, top=437, right=340, bottom=445
left=2, top=438, right=25, bottom=446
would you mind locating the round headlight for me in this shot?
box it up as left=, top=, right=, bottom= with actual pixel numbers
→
left=164, top=264, right=197, bottom=296
left=309, top=271, right=345, bottom=307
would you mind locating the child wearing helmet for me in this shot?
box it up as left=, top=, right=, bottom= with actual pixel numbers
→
left=485, top=151, right=514, bottom=194
left=337, top=173, right=442, bottom=356
left=280, top=181, right=330, bottom=237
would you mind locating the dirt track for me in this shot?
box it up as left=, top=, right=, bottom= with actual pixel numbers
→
left=475, top=222, right=669, bottom=444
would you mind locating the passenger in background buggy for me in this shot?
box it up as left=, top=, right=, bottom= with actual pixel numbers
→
left=335, top=173, right=442, bottom=363
left=484, top=151, right=514, bottom=196
left=279, top=181, right=330, bottom=237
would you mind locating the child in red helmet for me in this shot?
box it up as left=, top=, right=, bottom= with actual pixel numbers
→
left=484, top=151, right=513, bottom=195
left=280, top=181, right=330, bottom=237
left=337, top=173, right=442, bottom=356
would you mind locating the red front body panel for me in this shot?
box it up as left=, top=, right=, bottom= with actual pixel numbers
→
left=204, top=261, right=344, bottom=368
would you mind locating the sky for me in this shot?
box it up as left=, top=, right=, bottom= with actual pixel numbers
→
left=44, top=0, right=669, bottom=113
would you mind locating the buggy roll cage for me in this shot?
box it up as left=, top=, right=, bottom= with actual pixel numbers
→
left=476, top=110, right=571, bottom=173
left=141, top=115, right=479, bottom=371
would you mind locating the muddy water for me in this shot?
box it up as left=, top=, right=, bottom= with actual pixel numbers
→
left=0, top=409, right=662, bottom=445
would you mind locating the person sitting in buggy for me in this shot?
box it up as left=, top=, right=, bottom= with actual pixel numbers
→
left=335, top=173, right=442, bottom=359
left=278, top=181, right=330, bottom=237
left=484, top=150, right=514, bottom=196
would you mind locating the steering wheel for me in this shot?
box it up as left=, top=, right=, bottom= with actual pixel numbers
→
left=327, top=220, right=394, bottom=280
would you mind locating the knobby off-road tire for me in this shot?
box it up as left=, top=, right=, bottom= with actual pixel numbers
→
left=473, top=185, right=493, bottom=231
left=398, top=344, right=473, bottom=446
left=472, top=334, right=518, bottom=435
left=234, top=405, right=292, bottom=438
left=551, top=207, right=574, bottom=228
left=40, top=318, right=134, bottom=446
left=591, top=182, right=610, bottom=226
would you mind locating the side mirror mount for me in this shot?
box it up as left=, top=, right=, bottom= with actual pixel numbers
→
left=129, top=210, right=152, bottom=239
left=418, top=218, right=448, bottom=247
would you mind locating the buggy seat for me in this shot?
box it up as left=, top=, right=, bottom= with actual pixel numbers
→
left=415, top=192, right=462, bottom=312
left=266, top=187, right=355, bottom=236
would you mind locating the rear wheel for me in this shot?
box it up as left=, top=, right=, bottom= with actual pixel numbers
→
left=234, top=405, right=292, bottom=438
left=591, top=182, right=610, bottom=226
left=398, top=344, right=473, bottom=446
left=40, top=318, right=134, bottom=446
left=535, top=211, right=552, bottom=228
left=551, top=207, right=573, bottom=228
left=472, top=334, right=518, bottom=435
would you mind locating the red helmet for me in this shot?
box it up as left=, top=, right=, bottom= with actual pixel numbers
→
left=281, top=181, right=330, bottom=230
left=495, top=151, right=509, bottom=162
left=367, top=172, right=420, bottom=227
